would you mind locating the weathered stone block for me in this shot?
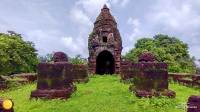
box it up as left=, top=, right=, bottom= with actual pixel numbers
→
left=187, top=95, right=200, bottom=112
left=129, top=85, right=176, bottom=98
left=115, top=62, right=120, bottom=67
left=129, top=52, right=175, bottom=98
left=31, top=52, right=76, bottom=100
left=31, top=85, right=77, bottom=100
left=72, top=64, right=89, bottom=83
left=13, top=74, right=37, bottom=83
left=138, top=52, right=157, bottom=62
left=121, top=60, right=132, bottom=65
left=52, top=52, right=68, bottom=62
left=37, top=79, right=50, bottom=89
left=192, top=75, right=200, bottom=81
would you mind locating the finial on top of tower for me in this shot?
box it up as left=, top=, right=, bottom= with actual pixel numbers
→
left=101, top=4, right=109, bottom=11
left=103, top=4, right=108, bottom=9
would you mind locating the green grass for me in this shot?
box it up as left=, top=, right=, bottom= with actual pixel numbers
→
left=0, top=75, right=200, bottom=112
left=168, top=73, right=191, bottom=75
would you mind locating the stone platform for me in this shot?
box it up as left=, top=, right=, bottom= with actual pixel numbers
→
left=31, top=85, right=77, bottom=99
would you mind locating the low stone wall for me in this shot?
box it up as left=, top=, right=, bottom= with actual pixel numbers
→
left=72, top=64, right=89, bottom=83
left=169, top=74, right=200, bottom=86
left=13, top=74, right=37, bottom=83
left=120, top=60, right=133, bottom=82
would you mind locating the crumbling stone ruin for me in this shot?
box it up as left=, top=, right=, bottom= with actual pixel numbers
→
left=0, top=76, right=7, bottom=89
left=187, top=95, right=200, bottom=112
left=9, top=74, right=37, bottom=84
left=138, top=52, right=157, bottom=62
left=88, top=4, right=122, bottom=75
left=73, top=64, right=89, bottom=83
left=30, top=52, right=77, bottom=99
left=169, top=73, right=200, bottom=87
left=128, top=52, right=176, bottom=98
left=52, top=52, right=68, bottom=62
left=120, top=60, right=132, bottom=82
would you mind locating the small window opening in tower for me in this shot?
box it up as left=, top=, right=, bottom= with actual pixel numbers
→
left=103, top=36, right=107, bottom=43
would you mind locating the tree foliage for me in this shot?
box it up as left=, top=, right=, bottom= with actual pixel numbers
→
left=38, top=52, right=88, bottom=65
left=38, top=52, right=55, bottom=62
left=68, top=54, right=87, bottom=65
left=123, top=34, right=196, bottom=73
left=0, top=31, right=39, bottom=75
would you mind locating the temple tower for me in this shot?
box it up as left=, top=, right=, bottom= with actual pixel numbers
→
left=88, top=4, right=122, bottom=75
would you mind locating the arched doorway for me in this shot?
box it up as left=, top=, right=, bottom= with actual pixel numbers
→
left=96, top=50, right=115, bottom=75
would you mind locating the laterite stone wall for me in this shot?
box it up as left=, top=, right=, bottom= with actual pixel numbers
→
left=128, top=52, right=176, bottom=98
left=120, top=60, right=133, bottom=82
left=36, top=62, right=74, bottom=89
left=132, top=62, right=168, bottom=91
left=169, top=74, right=200, bottom=87
left=73, top=64, right=88, bottom=83
left=31, top=52, right=77, bottom=99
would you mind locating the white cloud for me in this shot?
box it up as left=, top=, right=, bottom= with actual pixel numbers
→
left=20, top=1, right=58, bottom=25
left=76, top=0, right=110, bottom=17
left=127, top=18, right=141, bottom=27
left=181, top=4, right=190, bottom=14
left=24, top=30, right=62, bottom=55
left=60, top=37, right=83, bottom=54
left=112, top=0, right=119, bottom=4
left=128, top=28, right=140, bottom=41
left=25, top=29, right=87, bottom=57
left=120, top=0, right=130, bottom=8
left=142, top=0, right=200, bottom=60
left=122, top=45, right=134, bottom=55
left=155, top=11, right=170, bottom=20
left=70, top=8, right=92, bottom=26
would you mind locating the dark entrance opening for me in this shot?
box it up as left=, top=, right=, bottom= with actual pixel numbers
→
left=96, top=50, right=114, bottom=75
left=103, top=36, right=107, bottom=43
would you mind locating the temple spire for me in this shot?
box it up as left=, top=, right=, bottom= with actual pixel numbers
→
left=103, top=4, right=108, bottom=9
left=101, top=4, right=109, bottom=11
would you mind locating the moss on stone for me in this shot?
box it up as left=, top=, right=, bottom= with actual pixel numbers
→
left=45, top=78, right=52, bottom=87
left=38, top=77, right=64, bottom=88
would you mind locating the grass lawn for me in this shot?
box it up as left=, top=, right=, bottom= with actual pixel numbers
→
left=0, top=75, right=200, bottom=112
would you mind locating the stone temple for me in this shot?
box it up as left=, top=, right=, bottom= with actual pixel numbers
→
left=88, top=4, right=122, bottom=75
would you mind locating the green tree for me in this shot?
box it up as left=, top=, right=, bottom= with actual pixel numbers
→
left=123, top=34, right=195, bottom=73
left=0, top=31, right=39, bottom=75
left=38, top=52, right=55, bottom=62
left=68, top=54, right=87, bottom=65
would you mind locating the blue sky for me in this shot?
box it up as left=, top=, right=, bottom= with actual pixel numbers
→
left=0, top=0, right=200, bottom=60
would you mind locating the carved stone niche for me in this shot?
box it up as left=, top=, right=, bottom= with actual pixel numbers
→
left=30, top=52, right=76, bottom=100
